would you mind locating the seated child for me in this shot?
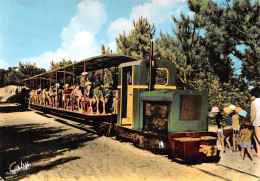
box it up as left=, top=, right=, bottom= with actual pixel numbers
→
left=75, top=85, right=82, bottom=111
left=81, top=81, right=93, bottom=113
left=63, top=84, right=71, bottom=110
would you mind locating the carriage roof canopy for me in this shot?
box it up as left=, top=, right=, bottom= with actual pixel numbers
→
left=23, top=54, right=138, bottom=81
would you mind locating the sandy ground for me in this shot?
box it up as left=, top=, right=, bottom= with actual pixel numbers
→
left=0, top=86, right=17, bottom=102
left=0, top=103, right=260, bottom=181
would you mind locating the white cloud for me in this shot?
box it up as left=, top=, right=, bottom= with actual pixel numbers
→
left=0, top=35, right=8, bottom=69
left=172, top=4, right=194, bottom=20
left=0, top=59, right=8, bottom=69
left=21, top=0, right=107, bottom=70
left=61, top=0, right=107, bottom=50
left=107, top=18, right=133, bottom=42
left=130, top=0, right=187, bottom=25
left=68, top=31, right=100, bottom=59
left=21, top=49, right=71, bottom=70
left=106, top=18, right=133, bottom=53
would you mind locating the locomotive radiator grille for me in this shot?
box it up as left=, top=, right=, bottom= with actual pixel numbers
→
left=180, top=95, right=202, bottom=120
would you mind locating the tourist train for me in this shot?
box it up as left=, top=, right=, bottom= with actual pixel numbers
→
left=21, top=53, right=218, bottom=164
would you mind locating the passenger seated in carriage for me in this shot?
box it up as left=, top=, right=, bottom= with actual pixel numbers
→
left=75, top=85, right=83, bottom=110
left=29, top=90, right=35, bottom=104
left=40, top=89, right=47, bottom=106
left=70, top=85, right=82, bottom=111
left=70, top=85, right=76, bottom=110
left=54, top=83, right=62, bottom=108
left=47, top=86, right=55, bottom=107
left=93, top=75, right=101, bottom=88
left=81, top=81, right=93, bottom=113
left=38, top=89, right=42, bottom=103
left=34, top=89, right=40, bottom=104
left=63, top=84, right=71, bottom=110
left=90, top=82, right=105, bottom=115
left=103, top=83, right=114, bottom=114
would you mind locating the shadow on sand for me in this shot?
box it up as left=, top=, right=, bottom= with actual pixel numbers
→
left=0, top=103, right=30, bottom=113
left=0, top=123, right=97, bottom=180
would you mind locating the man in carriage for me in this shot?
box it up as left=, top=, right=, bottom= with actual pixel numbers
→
left=103, top=83, right=114, bottom=114
left=91, top=82, right=105, bottom=115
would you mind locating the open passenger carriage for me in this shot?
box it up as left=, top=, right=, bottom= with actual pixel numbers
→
left=24, top=55, right=137, bottom=115
left=21, top=54, right=219, bottom=164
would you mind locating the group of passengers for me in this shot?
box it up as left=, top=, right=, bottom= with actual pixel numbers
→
left=29, top=75, right=118, bottom=115
left=210, top=87, right=260, bottom=164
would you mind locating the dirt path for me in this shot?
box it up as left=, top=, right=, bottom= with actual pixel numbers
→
left=0, top=103, right=259, bottom=181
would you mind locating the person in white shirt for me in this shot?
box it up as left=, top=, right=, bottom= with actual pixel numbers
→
left=250, top=87, right=260, bottom=158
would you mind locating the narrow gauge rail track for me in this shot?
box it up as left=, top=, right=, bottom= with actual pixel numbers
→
left=190, top=163, right=260, bottom=181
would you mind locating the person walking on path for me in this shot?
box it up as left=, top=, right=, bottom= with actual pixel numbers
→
left=250, top=87, right=260, bottom=158
left=221, top=107, right=233, bottom=153
left=232, top=106, right=242, bottom=152
left=238, top=114, right=256, bottom=164
left=211, top=107, right=223, bottom=149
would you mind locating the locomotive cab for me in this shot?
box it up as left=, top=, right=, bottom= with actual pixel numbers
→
left=117, top=60, right=176, bottom=128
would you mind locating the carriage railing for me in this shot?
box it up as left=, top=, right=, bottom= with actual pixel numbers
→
left=28, top=87, right=118, bottom=115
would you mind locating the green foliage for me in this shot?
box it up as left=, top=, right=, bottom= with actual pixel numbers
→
left=0, top=62, right=46, bottom=87
left=50, top=59, right=75, bottom=70
left=18, top=62, right=46, bottom=80
left=193, top=73, right=251, bottom=112
left=116, top=16, right=155, bottom=60
left=101, top=44, right=113, bottom=55
left=155, top=13, right=212, bottom=90
left=155, top=0, right=256, bottom=111
left=189, top=0, right=260, bottom=83
left=3, top=67, right=19, bottom=86
left=0, top=69, right=7, bottom=87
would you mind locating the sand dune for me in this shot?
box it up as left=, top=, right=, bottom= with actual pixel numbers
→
left=0, top=85, right=18, bottom=102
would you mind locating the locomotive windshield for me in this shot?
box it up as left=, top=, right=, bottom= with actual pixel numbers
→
left=155, top=68, right=168, bottom=85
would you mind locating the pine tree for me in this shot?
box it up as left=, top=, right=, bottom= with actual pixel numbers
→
left=50, top=59, right=74, bottom=70
left=116, top=17, right=155, bottom=60
left=188, top=0, right=260, bottom=84
left=101, top=44, right=113, bottom=55
left=155, top=13, right=212, bottom=89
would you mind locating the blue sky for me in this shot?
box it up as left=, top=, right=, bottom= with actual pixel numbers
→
left=0, top=0, right=194, bottom=70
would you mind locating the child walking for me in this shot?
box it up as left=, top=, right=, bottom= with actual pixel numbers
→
left=232, top=106, right=242, bottom=152
left=211, top=107, right=223, bottom=149
left=221, top=107, right=233, bottom=153
left=238, top=110, right=256, bottom=164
